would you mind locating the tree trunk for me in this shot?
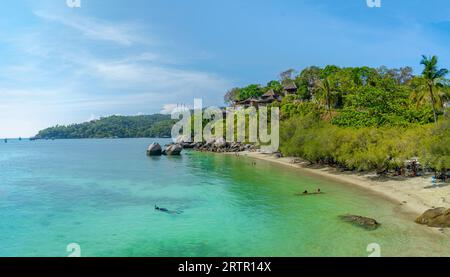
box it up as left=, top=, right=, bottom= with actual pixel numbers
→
left=327, top=91, right=331, bottom=113
left=429, top=84, right=437, bottom=123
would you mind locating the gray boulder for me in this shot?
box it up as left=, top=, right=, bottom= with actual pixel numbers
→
left=415, top=207, right=450, bottom=228
left=339, top=214, right=380, bottom=230
left=164, top=144, right=183, bottom=156
left=146, top=143, right=162, bottom=156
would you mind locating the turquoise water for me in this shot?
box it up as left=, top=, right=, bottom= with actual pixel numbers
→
left=0, top=139, right=448, bottom=257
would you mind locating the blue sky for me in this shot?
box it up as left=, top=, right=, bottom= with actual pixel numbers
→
left=0, top=0, right=449, bottom=137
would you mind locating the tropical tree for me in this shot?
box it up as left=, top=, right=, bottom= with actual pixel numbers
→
left=279, top=69, right=296, bottom=84
left=224, top=87, right=241, bottom=104
left=236, top=84, right=264, bottom=101
left=266, top=80, right=283, bottom=94
left=315, top=77, right=335, bottom=113
left=413, top=55, right=449, bottom=123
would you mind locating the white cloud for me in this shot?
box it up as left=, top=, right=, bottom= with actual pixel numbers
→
left=34, top=10, right=150, bottom=46
left=0, top=10, right=233, bottom=137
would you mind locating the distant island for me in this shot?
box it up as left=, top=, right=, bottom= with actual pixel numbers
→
left=34, top=114, right=175, bottom=139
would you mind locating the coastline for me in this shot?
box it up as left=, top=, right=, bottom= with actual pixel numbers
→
left=232, top=151, right=450, bottom=218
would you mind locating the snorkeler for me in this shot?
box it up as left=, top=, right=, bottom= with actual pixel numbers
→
left=155, top=205, right=169, bottom=212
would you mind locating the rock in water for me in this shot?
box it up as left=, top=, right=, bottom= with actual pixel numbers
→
left=415, top=207, right=450, bottom=228
left=146, top=143, right=162, bottom=156
left=164, top=144, right=183, bottom=156
left=339, top=214, right=380, bottom=230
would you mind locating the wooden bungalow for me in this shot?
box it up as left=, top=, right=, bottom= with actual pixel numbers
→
left=233, top=89, right=283, bottom=108
left=283, top=82, right=297, bottom=95
left=234, top=96, right=259, bottom=108
left=257, top=89, right=282, bottom=105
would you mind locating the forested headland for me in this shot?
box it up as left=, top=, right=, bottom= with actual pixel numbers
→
left=34, top=114, right=175, bottom=139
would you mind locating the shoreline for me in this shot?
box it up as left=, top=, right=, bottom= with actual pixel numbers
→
left=231, top=151, right=450, bottom=218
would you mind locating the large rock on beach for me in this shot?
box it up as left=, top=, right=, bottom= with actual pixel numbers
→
left=146, top=143, right=162, bottom=156
left=339, top=214, right=380, bottom=230
left=415, top=207, right=450, bottom=228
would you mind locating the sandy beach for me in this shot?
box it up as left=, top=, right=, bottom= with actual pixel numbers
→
left=235, top=151, right=450, bottom=219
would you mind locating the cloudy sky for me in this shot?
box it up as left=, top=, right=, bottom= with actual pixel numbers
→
left=0, top=0, right=449, bottom=137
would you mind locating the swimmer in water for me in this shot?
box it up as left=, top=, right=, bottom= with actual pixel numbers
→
left=155, top=205, right=169, bottom=212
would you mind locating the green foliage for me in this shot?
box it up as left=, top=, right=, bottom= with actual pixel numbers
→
left=224, top=87, right=241, bottom=104
left=421, top=119, right=450, bottom=172
left=35, top=114, right=175, bottom=139
left=416, top=55, right=449, bottom=122
left=266, top=80, right=283, bottom=94
left=280, top=102, right=323, bottom=119
left=236, top=84, right=264, bottom=101
left=280, top=115, right=448, bottom=172
left=331, top=86, right=435, bottom=127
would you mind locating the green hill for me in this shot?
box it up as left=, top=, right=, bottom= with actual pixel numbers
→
left=35, top=114, right=175, bottom=139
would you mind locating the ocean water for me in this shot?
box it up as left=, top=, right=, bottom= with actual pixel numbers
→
left=0, top=138, right=448, bottom=257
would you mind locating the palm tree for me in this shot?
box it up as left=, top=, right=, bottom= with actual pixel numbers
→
left=415, top=55, right=449, bottom=123
left=315, top=77, right=335, bottom=113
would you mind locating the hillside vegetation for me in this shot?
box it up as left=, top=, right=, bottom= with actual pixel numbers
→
left=226, top=56, right=450, bottom=174
left=35, top=114, right=175, bottom=139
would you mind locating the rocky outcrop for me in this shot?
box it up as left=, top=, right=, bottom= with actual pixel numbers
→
left=146, top=143, right=162, bottom=156
left=178, top=138, right=258, bottom=153
left=163, top=144, right=183, bottom=156
left=339, top=214, right=380, bottom=230
left=179, top=142, right=195, bottom=149
left=146, top=142, right=184, bottom=156
left=415, top=207, right=450, bottom=228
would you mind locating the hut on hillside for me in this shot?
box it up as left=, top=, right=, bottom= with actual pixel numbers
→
left=283, top=82, right=297, bottom=95
left=234, top=96, right=259, bottom=108
left=257, top=89, right=282, bottom=105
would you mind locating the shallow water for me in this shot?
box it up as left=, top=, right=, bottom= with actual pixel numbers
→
left=0, top=139, right=448, bottom=257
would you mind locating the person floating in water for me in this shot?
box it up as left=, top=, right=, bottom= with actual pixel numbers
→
left=155, top=205, right=169, bottom=212
left=155, top=205, right=182, bottom=214
left=296, top=189, right=323, bottom=196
